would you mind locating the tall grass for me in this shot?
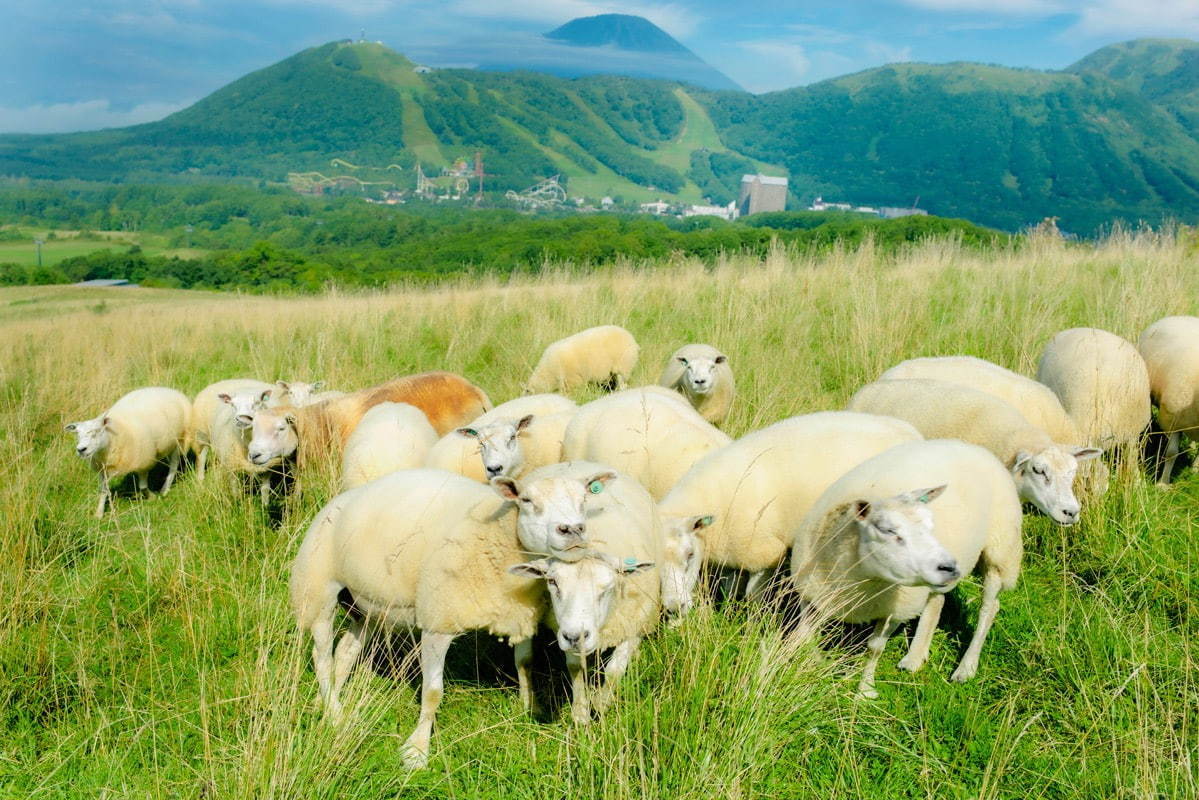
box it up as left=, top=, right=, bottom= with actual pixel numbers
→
left=0, top=233, right=1195, bottom=797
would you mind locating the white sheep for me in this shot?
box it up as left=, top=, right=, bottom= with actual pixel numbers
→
left=562, top=387, right=731, bottom=500
left=657, top=411, right=923, bottom=603
left=525, top=325, right=640, bottom=394
left=65, top=387, right=192, bottom=518
left=848, top=379, right=1101, bottom=523
left=1036, top=328, right=1151, bottom=455
left=657, top=344, right=734, bottom=425
left=190, top=378, right=273, bottom=479
left=880, top=355, right=1082, bottom=443
left=790, top=439, right=1023, bottom=697
left=497, top=460, right=662, bottom=721
left=424, top=393, right=577, bottom=481
left=289, top=466, right=642, bottom=768
left=1138, top=315, right=1199, bottom=483
left=275, top=380, right=344, bottom=407
left=340, top=402, right=439, bottom=491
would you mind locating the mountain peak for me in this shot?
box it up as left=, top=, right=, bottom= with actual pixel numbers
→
left=545, top=14, right=691, bottom=55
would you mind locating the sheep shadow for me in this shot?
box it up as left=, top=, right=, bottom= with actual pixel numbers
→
left=1143, top=417, right=1194, bottom=483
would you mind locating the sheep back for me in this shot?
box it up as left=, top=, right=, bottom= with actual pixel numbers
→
left=340, top=402, right=439, bottom=490
left=526, top=325, right=639, bottom=393
left=1138, top=315, right=1199, bottom=441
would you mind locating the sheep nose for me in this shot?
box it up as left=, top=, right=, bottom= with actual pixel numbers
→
left=76, top=446, right=87, bottom=454
left=561, top=631, right=582, bottom=648
left=557, top=523, right=584, bottom=538
left=485, top=464, right=502, bottom=477
left=937, top=563, right=960, bottom=580
left=1060, top=508, right=1079, bottom=523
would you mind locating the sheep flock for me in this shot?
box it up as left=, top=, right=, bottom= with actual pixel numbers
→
left=61, top=316, right=1198, bottom=770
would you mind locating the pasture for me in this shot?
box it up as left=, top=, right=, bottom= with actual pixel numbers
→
left=0, top=227, right=205, bottom=268
left=0, top=232, right=1195, bottom=798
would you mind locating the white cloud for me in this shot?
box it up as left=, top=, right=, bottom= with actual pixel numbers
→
left=449, top=0, right=702, bottom=38
left=898, top=0, right=1065, bottom=13
left=738, top=39, right=812, bottom=85
left=1068, top=0, right=1199, bottom=37
left=0, top=99, right=188, bottom=134
left=731, top=30, right=913, bottom=93
left=258, top=0, right=405, bottom=15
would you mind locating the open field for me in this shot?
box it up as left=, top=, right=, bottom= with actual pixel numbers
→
left=0, top=233, right=1196, bottom=797
left=0, top=227, right=208, bottom=268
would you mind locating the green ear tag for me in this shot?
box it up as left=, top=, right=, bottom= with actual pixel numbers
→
left=464, top=428, right=478, bottom=437
left=918, top=494, right=930, bottom=503
left=701, top=516, right=714, bottom=526
left=589, top=480, right=604, bottom=494
left=624, top=557, right=638, bottom=566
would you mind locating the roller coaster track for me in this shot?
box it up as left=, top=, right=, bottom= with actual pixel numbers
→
left=329, top=158, right=404, bottom=171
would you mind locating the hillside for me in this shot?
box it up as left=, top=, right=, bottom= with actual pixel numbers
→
left=702, top=61, right=1199, bottom=232
left=4, top=38, right=1199, bottom=232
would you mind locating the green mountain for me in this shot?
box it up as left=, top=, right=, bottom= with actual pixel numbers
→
left=1067, top=38, right=1199, bottom=132
left=4, top=38, right=1199, bottom=234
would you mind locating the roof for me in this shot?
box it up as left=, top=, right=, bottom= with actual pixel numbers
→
left=75, top=278, right=138, bottom=287
left=741, top=174, right=788, bottom=186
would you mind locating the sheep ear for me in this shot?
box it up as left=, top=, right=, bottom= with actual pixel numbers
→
left=64, top=422, right=78, bottom=432
left=311, top=381, right=325, bottom=391
left=508, top=560, right=549, bottom=579
left=218, top=393, right=232, bottom=404
left=897, top=485, right=947, bottom=505
left=276, top=381, right=290, bottom=391
left=457, top=427, right=479, bottom=438
left=283, top=413, right=298, bottom=427
left=258, top=389, right=273, bottom=405
left=1072, top=447, right=1102, bottom=462
left=715, top=355, right=727, bottom=364
left=583, top=470, right=617, bottom=494
left=691, top=514, right=715, bottom=532
left=853, top=500, right=872, bottom=520
left=235, top=414, right=254, bottom=428
left=491, top=476, right=520, bottom=501
left=1012, top=450, right=1032, bottom=470
left=676, top=356, right=689, bottom=366
left=515, top=414, right=535, bottom=433
left=101, top=416, right=112, bottom=429
left=618, top=558, right=654, bottom=575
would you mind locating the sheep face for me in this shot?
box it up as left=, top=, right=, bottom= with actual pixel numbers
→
left=492, top=470, right=616, bottom=560
left=678, top=353, right=726, bottom=395
left=276, top=380, right=323, bottom=407
left=1012, top=446, right=1101, bottom=525
left=659, top=514, right=715, bottom=616
left=510, top=555, right=654, bottom=656
left=220, top=389, right=272, bottom=429
left=854, top=486, right=961, bottom=591
left=246, top=409, right=299, bottom=466
left=64, top=417, right=111, bottom=459
left=458, top=415, right=533, bottom=479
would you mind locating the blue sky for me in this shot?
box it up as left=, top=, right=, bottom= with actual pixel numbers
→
left=2, top=0, right=1198, bottom=133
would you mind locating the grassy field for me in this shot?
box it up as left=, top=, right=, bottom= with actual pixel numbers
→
left=0, top=232, right=1196, bottom=798
left=0, top=228, right=206, bottom=267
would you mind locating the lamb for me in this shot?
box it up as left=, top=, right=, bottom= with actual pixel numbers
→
left=65, top=387, right=192, bottom=518
left=1036, top=327, right=1151, bottom=455
left=525, top=325, right=639, bottom=394
left=496, top=460, right=663, bottom=720
left=848, top=378, right=1102, bottom=523
left=789, top=439, right=1023, bottom=697
left=289, top=466, right=641, bottom=768
left=1138, top=315, right=1199, bottom=483
left=245, top=371, right=492, bottom=473
left=657, top=411, right=922, bottom=603
left=657, top=344, right=735, bottom=425
left=880, top=355, right=1082, bottom=443
left=561, top=387, right=729, bottom=501
left=340, top=403, right=439, bottom=491
left=423, top=393, right=577, bottom=481
left=190, top=378, right=274, bottom=479
left=275, top=380, right=344, bottom=407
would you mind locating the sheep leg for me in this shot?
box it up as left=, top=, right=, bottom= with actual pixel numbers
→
left=896, top=593, right=945, bottom=673
left=196, top=444, right=209, bottom=482
left=136, top=470, right=150, bottom=496
left=743, top=569, right=772, bottom=599
left=259, top=473, right=272, bottom=507
left=857, top=616, right=901, bottom=699
left=310, top=605, right=338, bottom=719
left=94, top=474, right=110, bottom=519
left=328, top=618, right=368, bottom=725
left=593, top=637, right=640, bottom=713
left=161, top=448, right=181, bottom=496
left=951, top=570, right=1002, bottom=683
left=402, top=631, right=455, bottom=770
left=512, top=638, right=539, bottom=715
left=1158, top=432, right=1181, bottom=485
left=565, top=652, right=592, bottom=724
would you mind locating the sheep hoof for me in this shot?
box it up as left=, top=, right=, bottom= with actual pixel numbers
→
left=895, top=655, right=924, bottom=673
left=401, top=744, right=429, bottom=770
left=855, top=687, right=879, bottom=701
left=949, top=664, right=976, bottom=683
left=571, top=709, right=593, bottom=725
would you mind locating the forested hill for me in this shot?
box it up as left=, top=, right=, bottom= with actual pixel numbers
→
left=3, top=38, right=1199, bottom=234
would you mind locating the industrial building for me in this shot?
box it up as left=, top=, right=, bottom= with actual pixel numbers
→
left=738, top=174, right=788, bottom=216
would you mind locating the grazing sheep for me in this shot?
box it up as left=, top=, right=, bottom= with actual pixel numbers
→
left=245, top=371, right=492, bottom=472
left=657, top=411, right=922, bottom=603
left=289, top=467, right=636, bottom=768
left=340, top=403, right=439, bottom=491
left=190, top=378, right=274, bottom=479
left=790, top=439, right=1023, bottom=697
left=424, top=393, right=577, bottom=481
left=880, top=355, right=1082, bottom=443
left=657, top=344, right=735, bottom=425
left=526, top=325, right=639, bottom=394
left=562, top=387, right=731, bottom=501
left=1036, top=328, right=1151, bottom=455
left=498, top=460, right=662, bottom=720
left=65, top=387, right=191, bottom=518
left=848, top=379, right=1101, bottom=523
left=1138, top=315, right=1199, bottom=483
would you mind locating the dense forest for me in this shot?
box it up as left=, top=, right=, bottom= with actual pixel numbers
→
left=0, top=184, right=1005, bottom=291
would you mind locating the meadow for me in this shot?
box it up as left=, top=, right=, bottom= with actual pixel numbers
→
left=0, top=232, right=1195, bottom=798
